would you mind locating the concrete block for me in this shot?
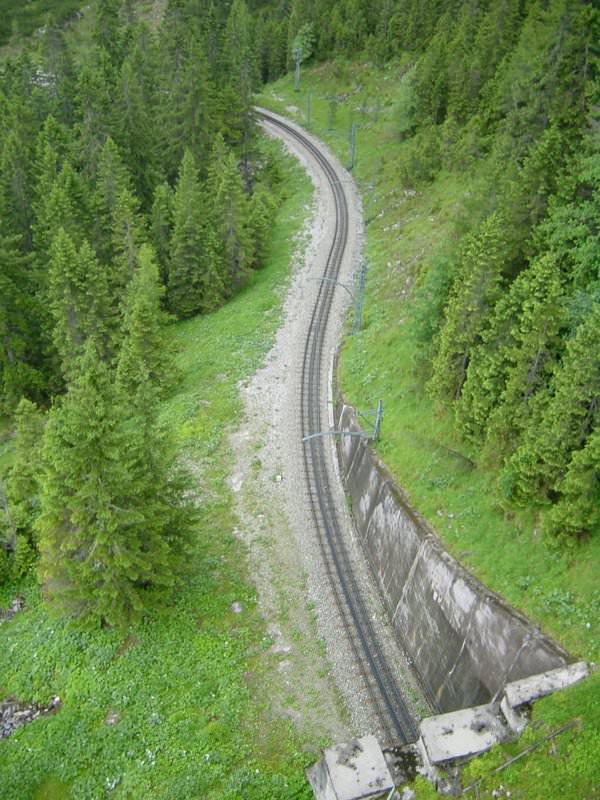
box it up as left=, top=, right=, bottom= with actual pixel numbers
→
left=306, top=735, right=395, bottom=800
left=500, top=696, right=528, bottom=734
left=504, top=662, right=589, bottom=709
left=419, top=704, right=508, bottom=765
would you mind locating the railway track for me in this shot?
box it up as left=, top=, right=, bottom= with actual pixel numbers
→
left=258, top=109, right=418, bottom=746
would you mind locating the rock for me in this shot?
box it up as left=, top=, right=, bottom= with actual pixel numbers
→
left=0, top=695, right=60, bottom=739
left=0, top=596, right=25, bottom=625
left=230, top=601, right=243, bottom=614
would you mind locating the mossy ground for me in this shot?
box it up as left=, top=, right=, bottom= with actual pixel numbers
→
left=258, top=60, right=600, bottom=799
left=0, top=139, right=315, bottom=800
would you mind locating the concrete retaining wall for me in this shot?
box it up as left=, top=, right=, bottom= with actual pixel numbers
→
left=336, top=403, right=570, bottom=713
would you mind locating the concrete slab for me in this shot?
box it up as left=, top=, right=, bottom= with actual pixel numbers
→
left=419, top=704, right=508, bottom=765
left=504, top=661, right=589, bottom=708
left=306, top=735, right=395, bottom=800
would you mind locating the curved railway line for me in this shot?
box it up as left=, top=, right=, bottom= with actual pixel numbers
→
left=257, top=110, right=418, bottom=746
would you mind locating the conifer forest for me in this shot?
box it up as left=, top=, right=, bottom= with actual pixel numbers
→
left=0, top=1, right=599, bottom=798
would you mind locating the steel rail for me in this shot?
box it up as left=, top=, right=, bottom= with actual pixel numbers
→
left=258, top=110, right=418, bottom=745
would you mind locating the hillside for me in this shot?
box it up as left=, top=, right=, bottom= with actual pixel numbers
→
left=257, top=2, right=600, bottom=794
left=1, top=1, right=599, bottom=798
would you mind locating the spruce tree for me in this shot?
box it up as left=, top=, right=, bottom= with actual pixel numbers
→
left=37, top=338, right=195, bottom=627
left=507, top=303, right=600, bottom=503
left=0, top=228, right=44, bottom=409
left=428, top=213, right=506, bottom=403
left=47, top=230, right=110, bottom=379
left=6, top=399, right=44, bottom=574
left=94, top=0, right=126, bottom=68
left=168, top=149, right=225, bottom=317
left=150, top=181, right=173, bottom=286
left=248, top=183, right=276, bottom=269
left=116, top=243, right=176, bottom=400
left=33, top=161, right=84, bottom=260
left=74, top=47, right=118, bottom=180
left=543, top=428, right=600, bottom=542
left=115, top=49, right=158, bottom=206
left=94, top=136, right=134, bottom=262
left=483, top=253, right=566, bottom=460
left=206, top=136, right=253, bottom=295
left=159, top=35, right=215, bottom=183
left=456, top=252, right=565, bottom=453
left=0, top=128, right=33, bottom=249
left=109, top=187, right=147, bottom=300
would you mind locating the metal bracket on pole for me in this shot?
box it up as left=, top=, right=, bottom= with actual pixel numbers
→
left=309, top=276, right=355, bottom=300
left=357, top=400, right=383, bottom=442
left=302, top=400, right=383, bottom=443
left=302, top=430, right=371, bottom=443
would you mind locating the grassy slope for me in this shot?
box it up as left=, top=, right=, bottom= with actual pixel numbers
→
left=257, top=61, right=600, bottom=799
left=0, top=140, right=315, bottom=800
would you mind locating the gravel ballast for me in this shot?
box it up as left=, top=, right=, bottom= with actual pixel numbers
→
left=229, top=113, right=422, bottom=743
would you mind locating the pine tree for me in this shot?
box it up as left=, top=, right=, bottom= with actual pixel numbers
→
left=37, top=338, right=195, bottom=627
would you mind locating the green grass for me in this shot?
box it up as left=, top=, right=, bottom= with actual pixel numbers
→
left=258, top=60, right=600, bottom=799
left=0, top=138, right=314, bottom=800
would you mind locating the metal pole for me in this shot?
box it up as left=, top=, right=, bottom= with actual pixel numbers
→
left=352, top=259, right=367, bottom=335
left=306, top=92, right=311, bottom=127
left=294, top=48, right=301, bottom=92
left=348, top=120, right=357, bottom=170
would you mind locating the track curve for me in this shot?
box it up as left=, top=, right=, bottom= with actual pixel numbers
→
left=257, top=109, right=418, bottom=746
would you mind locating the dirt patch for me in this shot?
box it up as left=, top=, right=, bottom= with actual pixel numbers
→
left=115, top=633, right=139, bottom=658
